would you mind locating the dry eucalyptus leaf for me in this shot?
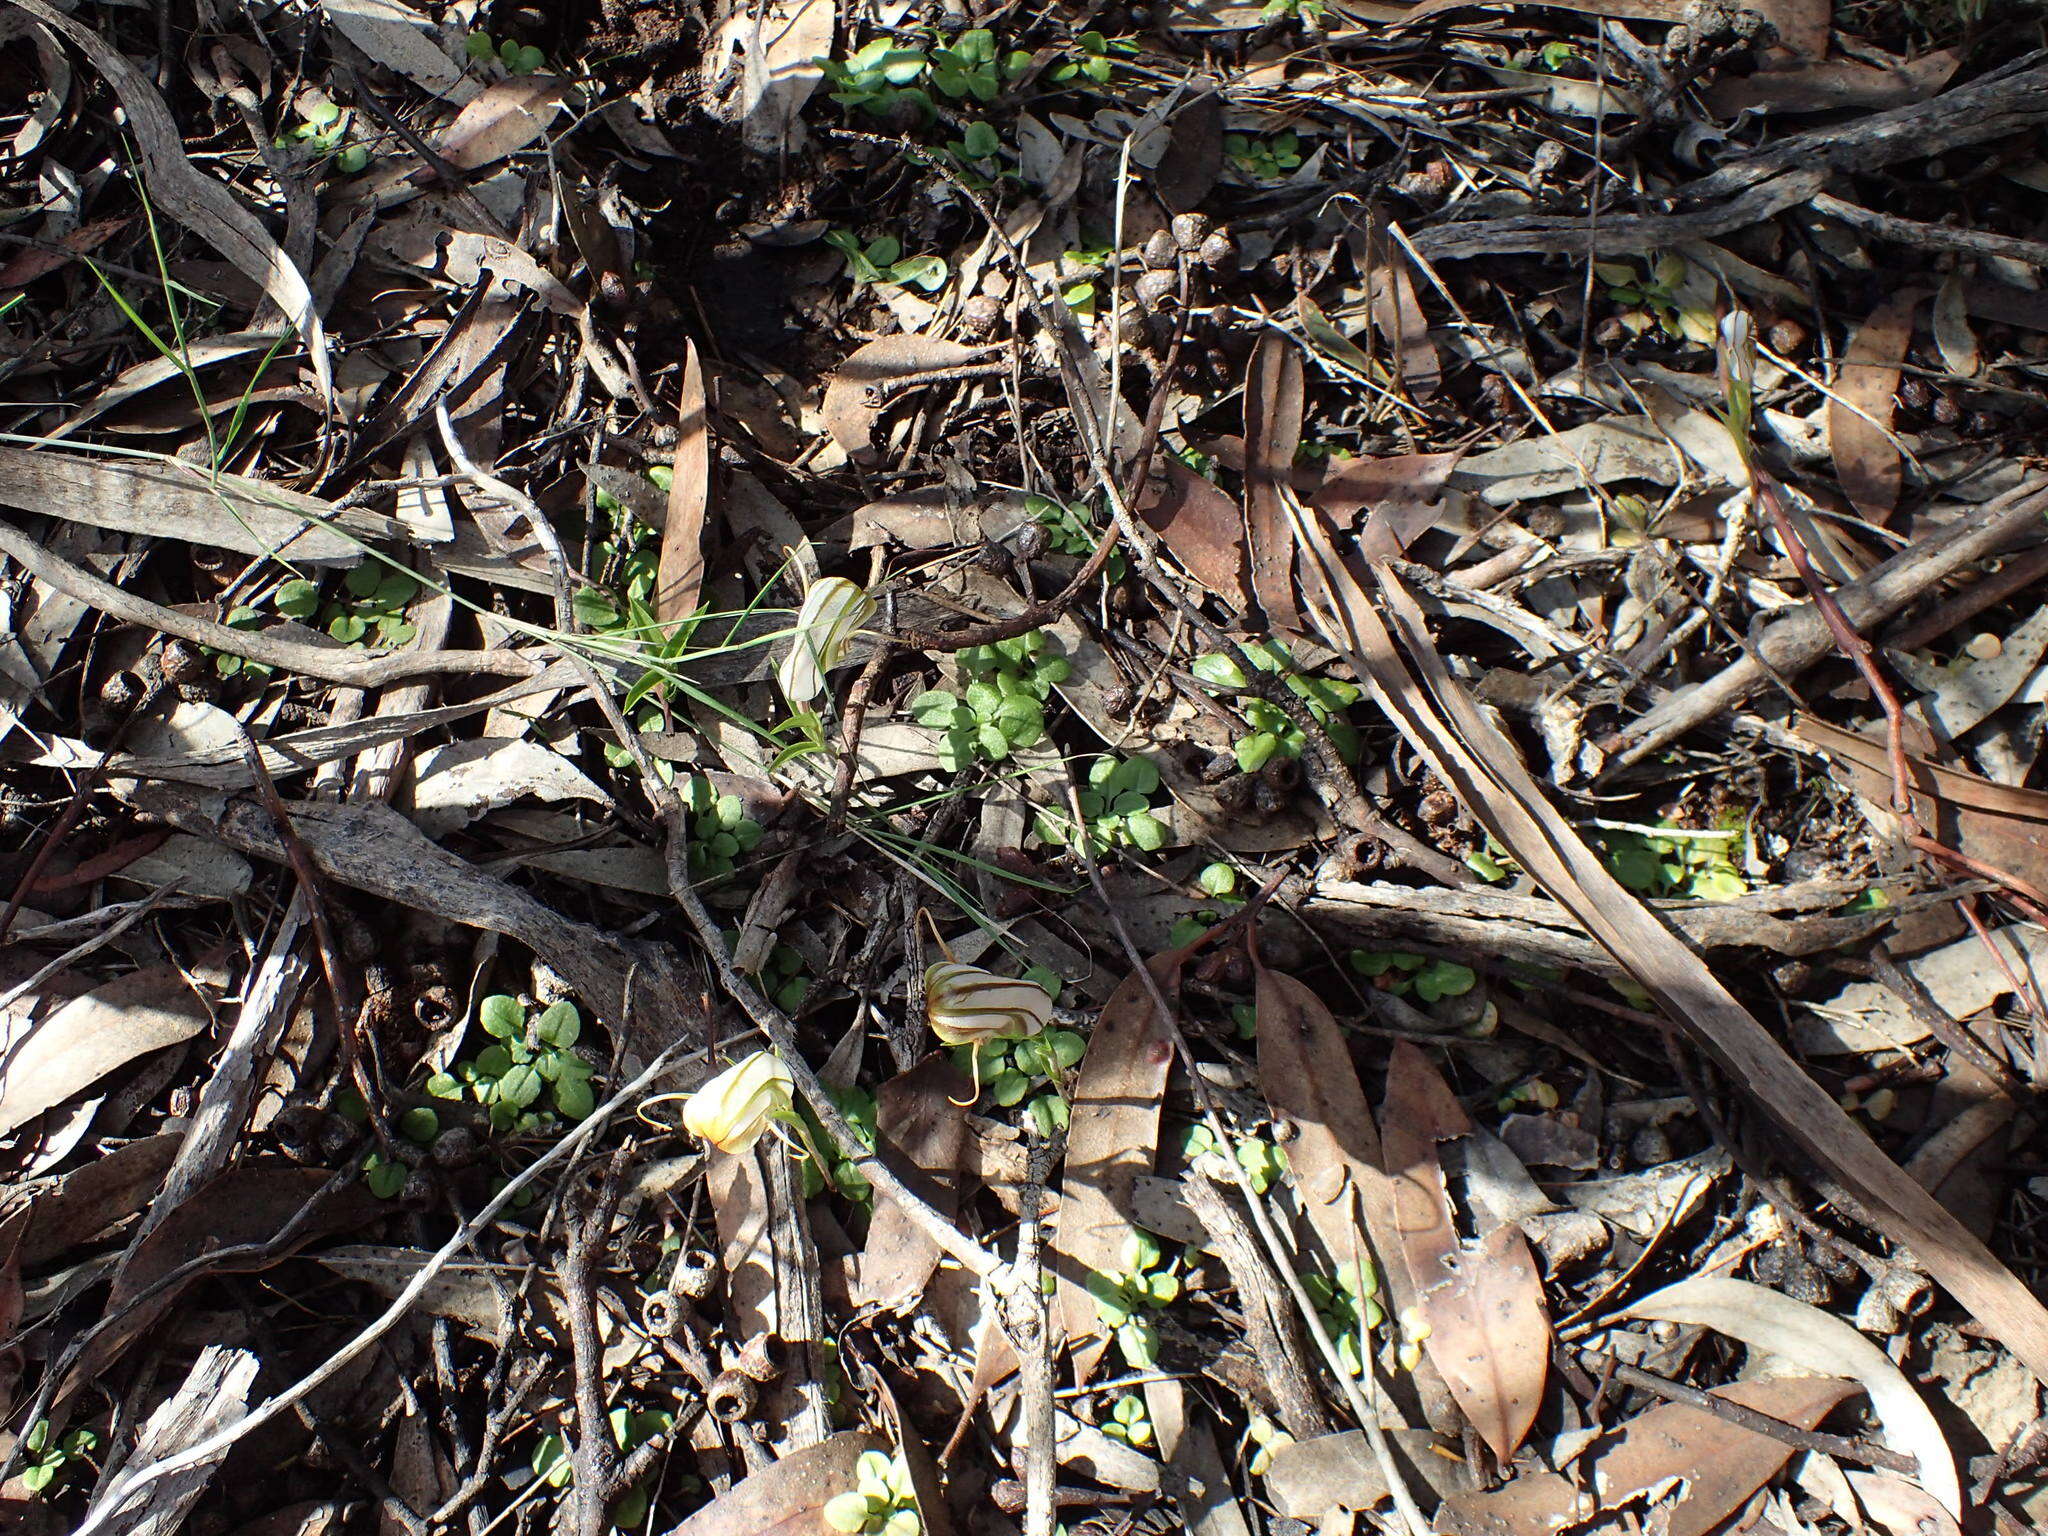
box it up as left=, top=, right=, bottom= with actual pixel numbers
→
left=1623, top=1274, right=1960, bottom=1515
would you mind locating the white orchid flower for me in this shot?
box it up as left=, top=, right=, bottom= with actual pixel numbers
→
left=681, top=1050, right=794, bottom=1154
left=924, top=962, right=1053, bottom=1046
left=777, top=576, right=876, bottom=706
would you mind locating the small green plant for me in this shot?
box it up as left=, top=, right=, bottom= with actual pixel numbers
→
left=952, top=1023, right=1083, bottom=1138
left=679, top=775, right=766, bottom=881
left=799, top=1082, right=875, bottom=1204
left=19, top=1419, right=97, bottom=1496
left=823, top=230, right=948, bottom=292
left=937, top=120, right=1015, bottom=190
left=927, top=28, right=1029, bottom=102
left=1303, top=1258, right=1382, bottom=1376
left=1025, top=494, right=1128, bottom=580
left=275, top=562, right=420, bottom=648
left=820, top=37, right=936, bottom=117
left=1260, top=0, right=1327, bottom=21
left=1087, top=1229, right=1181, bottom=1368
left=1191, top=641, right=1361, bottom=771
left=532, top=1407, right=674, bottom=1531
left=1595, top=819, right=1748, bottom=902
left=279, top=101, right=369, bottom=173
left=1531, top=39, right=1578, bottom=71
left=427, top=995, right=596, bottom=1132
left=1348, top=949, right=1477, bottom=1003
left=1034, top=755, right=1169, bottom=856
left=747, top=938, right=813, bottom=1016
left=820, top=29, right=1027, bottom=118
left=1101, top=1393, right=1155, bottom=1448
left=823, top=1450, right=921, bottom=1536
left=1181, top=1123, right=1288, bottom=1193
left=465, top=30, right=546, bottom=75
left=1247, top=1413, right=1293, bottom=1475
left=910, top=629, right=1069, bottom=770
left=1225, top=130, right=1304, bottom=179
left=1049, top=31, right=1135, bottom=85
left=1595, top=253, right=1717, bottom=344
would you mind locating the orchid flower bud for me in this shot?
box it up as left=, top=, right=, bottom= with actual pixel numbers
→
left=777, top=576, right=876, bottom=706
left=924, top=962, right=1053, bottom=1046
left=681, top=1050, right=794, bottom=1154
left=1716, top=309, right=1756, bottom=452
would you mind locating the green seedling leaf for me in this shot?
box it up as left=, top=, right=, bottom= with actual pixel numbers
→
left=536, top=1000, right=581, bottom=1048
left=400, top=1106, right=439, bottom=1143
left=480, top=994, right=524, bottom=1039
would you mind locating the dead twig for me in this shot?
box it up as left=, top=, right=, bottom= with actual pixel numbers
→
left=1608, top=477, right=2048, bottom=767
left=0, top=517, right=536, bottom=687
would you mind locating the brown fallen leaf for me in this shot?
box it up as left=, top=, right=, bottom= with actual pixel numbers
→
left=1252, top=954, right=1450, bottom=1428
left=1138, top=456, right=1248, bottom=610
left=0, top=215, right=127, bottom=288
left=658, top=340, right=711, bottom=624
left=1053, top=952, right=1182, bottom=1371
left=0, top=961, right=226, bottom=1137
left=1436, top=1377, right=1857, bottom=1536
left=1312, top=451, right=1462, bottom=562
left=1381, top=1042, right=1551, bottom=1464
left=859, top=1055, right=973, bottom=1309
left=1152, top=90, right=1226, bottom=213
left=17, top=1132, right=180, bottom=1265
left=821, top=336, right=996, bottom=459
left=1354, top=224, right=1440, bottom=401
left=1707, top=49, right=1960, bottom=115
left=1244, top=330, right=1305, bottom=629
left=664, top=1432, right=885, bottom=1536
left=1830, top=292, right=1920, bottom=526
left=1287, top=509, right=2048, bottom=1392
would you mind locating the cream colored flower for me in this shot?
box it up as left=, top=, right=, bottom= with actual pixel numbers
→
left=924, top=961, right=1053, bottom=1046
left=681, top=1050, right=793, bottom=1153
left=777, top=576, right=875, bottom=706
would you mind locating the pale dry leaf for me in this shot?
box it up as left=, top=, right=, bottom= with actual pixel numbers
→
left=657, top=340, right=710, bottom=623
left=1244, top=330, right=1305, bottom=627
left=1053, top=954, right=1181, bottom=1372
left=0, top=962, right=225, bottom=1137
left=320, top=0, right=477, bottom=102
left=858, top=1056, right=972, bottom=1309
left=663, top=1432, right=885, bottom=1536
left=1624, top=1274, right=1960, bottom=1515
left=1933, top=271, right=1981, bottom=379
left=710, top=0, right=834, bottom=155
left=1830, top=292, right=1919, bottom=526
left=1381, top=1041, right=1551, bottom=1463
left=821, top=336, right=995, bottom=458
left=408, top=738, right=607, bottom=835
left=1847, top=1470, right=1964, bottom=1536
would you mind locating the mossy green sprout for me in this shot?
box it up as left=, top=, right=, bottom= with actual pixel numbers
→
left=823, top=1450, right=921, bottom=1536
left=1034, top=754, right=1169, bottom=856
left=1304, top=1258, right=1383, bottom=1377
left=1087, top=1228, right=1182, bottom=1368
left=424, top=995, right=597, bottom=1133
left=1101, top=1392, right=1154, bottom=1448
left=910, top=628, right=1069, bottom=770
left=824, top=230, right=949, bottom=292
left=1348, top=949, right=1476, bottom=1004
left=19, top=1419, right=97, bottom=1496
left=1190, top=639, right=1361, bottom=772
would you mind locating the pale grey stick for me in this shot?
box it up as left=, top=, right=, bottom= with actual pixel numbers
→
left=1610, top=478, right=2048, bottom=767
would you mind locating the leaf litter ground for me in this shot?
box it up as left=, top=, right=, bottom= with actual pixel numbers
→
left=5, top=2, right=2048, bottom=1535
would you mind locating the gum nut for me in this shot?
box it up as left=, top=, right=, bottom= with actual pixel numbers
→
left=1142, top=229, right=1179, bottom=270
left=1196, top=230, right=1236, bottom=269
left=1133, top=269, right=1178, bottom=310
left=1171, top=212, right=1211, bottom=251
